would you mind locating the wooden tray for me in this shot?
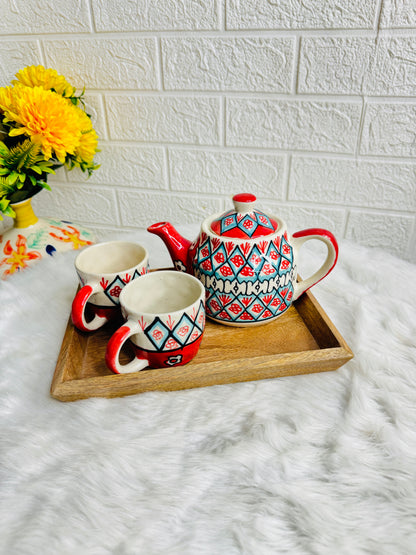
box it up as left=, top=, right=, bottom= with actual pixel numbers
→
left=50, top=280, right=353, bottom=402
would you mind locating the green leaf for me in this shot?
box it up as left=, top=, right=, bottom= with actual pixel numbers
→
left=7, top=171, right=19, bottom=185
left=0, top=141, right=10, bottom=157
left=0, top=198, right=15, bottom=220
left=37, top=165, right=55, bottom=174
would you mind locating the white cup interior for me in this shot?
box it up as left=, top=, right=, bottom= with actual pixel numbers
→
left=121, top=271, right=204, bottom=314
left=76, top=241, right=147, bottom=275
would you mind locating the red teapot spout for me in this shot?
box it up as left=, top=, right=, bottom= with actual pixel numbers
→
left=147, top=222, right=192, bottom=273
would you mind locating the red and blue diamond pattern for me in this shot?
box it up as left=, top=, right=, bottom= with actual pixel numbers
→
left=144, top=300, right=205, bottom=352
left=206, top=284, right=294, bottom=323
left=193, top=234, right=295, bottom=324
left=211, top=209, right=277, bottom=239
left=91, top=265, right=149, bottom=305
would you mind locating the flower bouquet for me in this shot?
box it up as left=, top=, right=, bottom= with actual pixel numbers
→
left=0, top=64, right=99, bottom=219
left=0, top=66, right=99, bottom=278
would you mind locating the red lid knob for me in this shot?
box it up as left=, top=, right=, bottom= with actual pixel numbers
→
left=232, top=193, right=256, bottom=213
left=233, top=193, right=256, bottom=203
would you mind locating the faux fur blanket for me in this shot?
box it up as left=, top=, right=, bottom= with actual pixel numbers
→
left=1, top=225, right=415, bottom=555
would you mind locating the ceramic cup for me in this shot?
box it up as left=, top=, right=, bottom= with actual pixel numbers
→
left=105, top=270, right=206, bottom=374
left=71, top=241, right=149, bottom=332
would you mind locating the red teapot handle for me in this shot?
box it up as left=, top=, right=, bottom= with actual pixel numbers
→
left=291, top=228, right=338, bottom=300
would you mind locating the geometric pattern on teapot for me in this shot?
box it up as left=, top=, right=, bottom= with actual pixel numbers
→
left=192, top=232, right=296, bottom=324
left=217, top=209, right=275, bottom=238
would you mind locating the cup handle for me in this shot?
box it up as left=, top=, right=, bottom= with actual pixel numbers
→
left=71, top=283, right=109, bottom=332
left=105, top=320, right=150, bottom=374
left=291, top=228, right=338, bottom=301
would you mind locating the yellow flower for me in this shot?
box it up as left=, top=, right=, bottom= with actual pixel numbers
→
left=0, top=85, right=14, bottom=112
left=75, top=105, right=93, bottom=133
left=72, top=107, right=98, bottom=164
left=12, top=65, right=76, bottom=98
left=75, top=128, right=98, bottom=164
left=0, top=85, right=84, bottom=163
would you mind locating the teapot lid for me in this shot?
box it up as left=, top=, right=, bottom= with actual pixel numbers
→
left=210, top=193, right=278, bottom=239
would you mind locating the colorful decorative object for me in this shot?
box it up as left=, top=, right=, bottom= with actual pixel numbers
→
left=71, top=241, right=150, bottom=332
left=105, top=270, right=206, bottom=373
left=148, top=193, right=339, bottom=327
left=0, top=65, right=99, bottom=277
left=0, top=197, right=94, bottom=279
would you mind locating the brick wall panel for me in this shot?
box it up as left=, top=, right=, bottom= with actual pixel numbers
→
left=163, top=38, right=294, bottom=92
left=32, top=186, right=118, bottom=225
left=366, top=37, right=416, bottom=96
left=380, top=0, right=416, bottom=28
left=0, top=42, right=42, bottom=86
left=360, top=102, right=416, bottom=156
left=67, top=145, right=166, bottom=189
left=0, top=0, right=92, bottom=34
left=226, top=0, right=377, bottom=29
left=298, top=37, right=375, bottom=95
left=118, top=191, right=222, bottom=227
left=299, top=37, right=416, bottom=96
left=106, top=96, right=220, bottom=145
left=346, top=211, right=414, bottom=258
left=169, top=149, right=286, bottom=198
left=92, top=0, right=218, bottom=31
left=268, top=203, right=346, bottom=236
left=227, top=99, right=361, bottom=153
left=44, top=38, right=158, bottom=90
left=290, top=157, right=416, bottom=211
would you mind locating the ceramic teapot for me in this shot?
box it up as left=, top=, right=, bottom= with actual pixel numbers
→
left=148, top=194, right=338, bottom=326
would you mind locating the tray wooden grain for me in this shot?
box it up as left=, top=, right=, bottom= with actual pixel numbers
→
left=50, top=282, right=353, bottom=402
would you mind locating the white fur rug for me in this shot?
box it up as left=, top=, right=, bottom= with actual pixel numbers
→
left=1, top=225, right=416, bottom=555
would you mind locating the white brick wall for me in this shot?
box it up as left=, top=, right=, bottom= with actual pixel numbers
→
left=0, top=0, right=415, bottom=262
left=162, top=38, right=295, bottom=92
left=226, top=99, right=362, bottom=152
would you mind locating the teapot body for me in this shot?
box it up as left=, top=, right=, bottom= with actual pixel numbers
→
left=189, top=216, right=296, bottom=326
left=148, top=194, right=338, bottom=328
